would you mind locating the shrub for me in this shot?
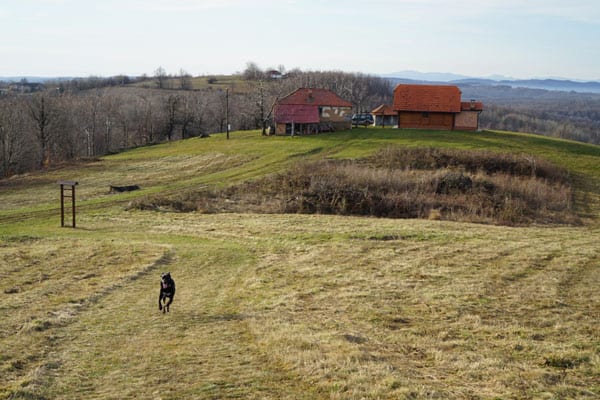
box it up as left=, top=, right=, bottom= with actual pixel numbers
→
left=434, top=171, right=473, bottom=194
left=371, top=146, right=570, bottom=183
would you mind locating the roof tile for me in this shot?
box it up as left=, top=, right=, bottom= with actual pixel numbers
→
left=461, top=101, right=484, bottom=111
left=393, top=84, right=462, bottom=113
left=277, top=88, right=352, bottom=108
left=371, top=104, right=395, bottom=115
left=274, top=104, right=320, bottom=124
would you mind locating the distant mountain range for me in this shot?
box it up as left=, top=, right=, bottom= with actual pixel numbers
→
left=384, top=71, right=600, bottom=94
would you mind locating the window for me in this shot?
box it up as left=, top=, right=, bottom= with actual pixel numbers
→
left=422, top=112, right=429, bottom=118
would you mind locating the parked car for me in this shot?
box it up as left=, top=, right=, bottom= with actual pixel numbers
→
left=351, top=113, right=374, bottom=126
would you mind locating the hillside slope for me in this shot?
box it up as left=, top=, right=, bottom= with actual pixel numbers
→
left=1, top=128, right=599, bottom=399
left=2, top=128, right=599, bottom=220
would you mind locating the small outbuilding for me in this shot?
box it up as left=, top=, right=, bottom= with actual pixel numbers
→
left=273, top=88, right=353, bottom=135
left=456, top=101, right=484, bottom=131
left=266, top=70, right=283, bottom=80
left=371, top=104, right=398, bottom=127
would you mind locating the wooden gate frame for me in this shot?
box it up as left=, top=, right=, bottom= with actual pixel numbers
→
left=57, top=180, right=78, bottom=228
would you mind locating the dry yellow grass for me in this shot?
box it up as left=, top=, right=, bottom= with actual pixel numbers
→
left=0, top=234, right=169, bottom=398
left=3, top=211, right=597, bottom=399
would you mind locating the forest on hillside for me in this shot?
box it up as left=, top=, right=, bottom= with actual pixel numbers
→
left=460, top=84, right=600, bottom=144
left=0, top=66, right=392, bottom=177
left=0, top=64, right=598, bottom=178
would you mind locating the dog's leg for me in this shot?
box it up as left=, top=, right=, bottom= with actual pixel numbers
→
left=165, top=297, right=171, bottom=313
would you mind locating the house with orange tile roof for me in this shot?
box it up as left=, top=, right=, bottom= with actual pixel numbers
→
left=273, top=88, right=353, bottom=135
left=392, top=84, right=483, bottom=131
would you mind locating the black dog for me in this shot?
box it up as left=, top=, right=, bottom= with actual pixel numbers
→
left=158, top=272, right=176, bottom=313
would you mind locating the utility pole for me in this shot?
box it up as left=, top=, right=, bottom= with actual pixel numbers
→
left=225, top=88, right=229, bottom=140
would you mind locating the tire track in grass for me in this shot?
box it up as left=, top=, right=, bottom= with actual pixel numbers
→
left=3, top=249, right=172, bottom=400
left=39, top=241, right=319, bottom=399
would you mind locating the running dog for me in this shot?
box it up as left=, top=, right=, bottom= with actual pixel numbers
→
left=158, top=272, right=176, bottom=313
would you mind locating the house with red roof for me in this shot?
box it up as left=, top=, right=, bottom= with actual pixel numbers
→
left=392, top=84, right=483, bottom=131
left=273, top=88, right=352, bottom=135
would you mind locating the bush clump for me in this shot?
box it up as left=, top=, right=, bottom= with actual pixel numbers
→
left=372, top=146, right=570, bottom=183
left=434, top=172, right=473, bottom=194
left=128, top=147, right=577, bottom=226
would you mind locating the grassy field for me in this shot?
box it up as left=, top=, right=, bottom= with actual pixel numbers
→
left=1, top=128, right=599, bottom=399
left=130, top=74, right=258, bottom=93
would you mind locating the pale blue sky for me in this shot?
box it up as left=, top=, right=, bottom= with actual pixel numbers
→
left=1, top=0, right=599, bottom=80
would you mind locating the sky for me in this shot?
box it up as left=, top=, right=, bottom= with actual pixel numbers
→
left=1, top=0, right=599, bottom=80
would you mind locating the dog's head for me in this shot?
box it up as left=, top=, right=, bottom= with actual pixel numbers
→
left=161, top=272, right=172, bottom=288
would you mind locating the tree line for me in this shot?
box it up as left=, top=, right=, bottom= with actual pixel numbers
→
left=0, top=88, right=224, bottom=176
left=0, top=67, right=392, bottom=177
left=460, top=83, right=600, bottom=145
left=478, top=100, right=600, bottom=145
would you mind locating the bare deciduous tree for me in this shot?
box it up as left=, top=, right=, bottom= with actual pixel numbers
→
left=243, top=61, right=264, bottom=81
left=155, top=66, right=168, bottom=89
left=179, top=93, right=197, bottom=139
left=27, top=95, right=55, bottom=168
left=0, top=97, right=28, bottom=176
left=179, top=69, right=193, bottom=90
left=164, top=94, right=180, bottom=141
left=254, top=80, right=278, bottom=135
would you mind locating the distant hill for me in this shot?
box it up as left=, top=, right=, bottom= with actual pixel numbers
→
left=383, top=70, right=473, bottom=82
left=6, top=73, right=600, bottom=94
left=1, top=76, right=51, bottom=83
left=385, top=72, right=600, bottom=94
left=455, top=78, right=600, bottom=94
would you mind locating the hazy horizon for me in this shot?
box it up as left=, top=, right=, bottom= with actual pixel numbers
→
left=2, top=71, right=599, bottom=83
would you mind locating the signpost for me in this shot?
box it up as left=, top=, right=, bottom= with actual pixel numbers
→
left=57, top=180, right=78, bottom=228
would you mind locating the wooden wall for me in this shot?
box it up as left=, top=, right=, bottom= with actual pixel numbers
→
left=274, top=106, right=352, bottom=135
left=454, top=111, right=480, bottom=131
left=398, top=112, right=454, bottom=130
